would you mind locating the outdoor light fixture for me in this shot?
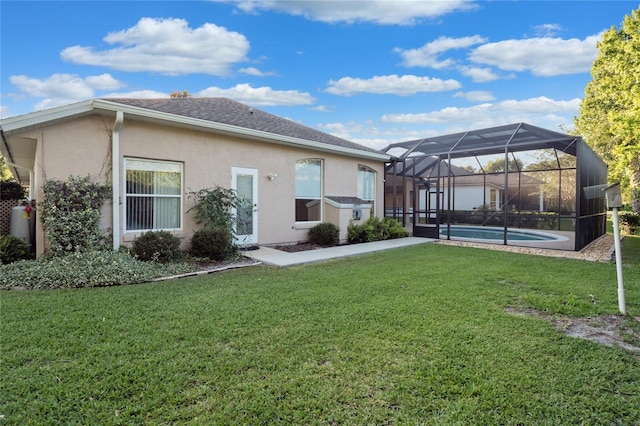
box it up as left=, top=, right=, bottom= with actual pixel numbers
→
left=267, top=173, right=278, bottom=181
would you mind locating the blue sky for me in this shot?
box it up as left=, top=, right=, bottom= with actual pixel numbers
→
left=1, top=1, right=637, bottom=150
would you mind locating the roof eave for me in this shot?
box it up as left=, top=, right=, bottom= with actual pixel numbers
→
left=0, top=100, right=96, bottom=133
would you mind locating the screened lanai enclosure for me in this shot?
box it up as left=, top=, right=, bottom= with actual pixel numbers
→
left=383, top=123, right=607, bottom=251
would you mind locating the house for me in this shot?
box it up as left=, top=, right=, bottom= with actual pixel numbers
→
left=0, top=98, right=390, bottom=256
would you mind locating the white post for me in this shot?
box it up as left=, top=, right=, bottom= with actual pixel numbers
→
left=611, top=207, right=626, bottom=315
left=539, top=190, right=544, bottom=212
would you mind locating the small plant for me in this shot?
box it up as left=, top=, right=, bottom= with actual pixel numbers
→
left=348, top=217, right=408, bottom=243
left=0, top=235, right=32, bottom=264
left=190, top=227, right=236, bottom=261
left=131, top=231, right=183, bottom=263
left=308, top=222, right=340, bottom=246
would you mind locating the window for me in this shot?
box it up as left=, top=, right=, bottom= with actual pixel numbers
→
left=125, top=158, right=182, bottom=231
left=489, top=188, right=498, bottom=210
left=295, top=159, right=322, bottom=222
left=357, top=165, right=376, bottom=210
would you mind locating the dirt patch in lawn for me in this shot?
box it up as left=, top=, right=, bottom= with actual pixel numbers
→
left=506, top=307, right=640, bottom=354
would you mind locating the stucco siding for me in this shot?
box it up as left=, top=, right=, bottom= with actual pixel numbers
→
left=23, top=113, right=386, bottom=252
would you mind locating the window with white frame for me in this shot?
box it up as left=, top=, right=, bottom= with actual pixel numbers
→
left=124, top=158, right=182, bottom=231
left=357, top=165, right=376, bottom=211
left=295, top=159, right=322, bottom=222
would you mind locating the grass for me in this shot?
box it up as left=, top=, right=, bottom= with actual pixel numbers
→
left=1, top=235, right=639, bottom=425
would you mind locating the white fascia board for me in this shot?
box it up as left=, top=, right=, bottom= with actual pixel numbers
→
left=0, top=100, right=95, bottom=133
left=93, top=100, right=391, bottom=162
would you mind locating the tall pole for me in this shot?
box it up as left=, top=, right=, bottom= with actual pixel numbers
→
left=611, top=206, right=626, bottom=315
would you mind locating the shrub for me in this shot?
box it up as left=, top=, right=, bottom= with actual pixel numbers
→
left=348, top=217, right=408, bottom=243
left=187, top=186, right=243, bottom=234
left=348, top=219, right=376, bottom=243
left=190, top=227, right=236, bottom=260
left=0, top=251, right=195, bottom=289
left=308, top=222, right=340, bottom=246
left=131, top=231, right=183, bottom=263
left=0, top=235, right=32, bottom=264
left=0, top=180, right=26, bottom=199
left=618, top=211, right=639, bottom=235
left=40, top=175, right=111, bottom=256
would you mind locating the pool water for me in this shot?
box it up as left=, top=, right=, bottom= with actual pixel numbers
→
left=439, top=226, right=563, bottom=242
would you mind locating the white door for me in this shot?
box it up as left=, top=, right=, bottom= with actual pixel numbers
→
left=231, top=167, right=258, bottom=245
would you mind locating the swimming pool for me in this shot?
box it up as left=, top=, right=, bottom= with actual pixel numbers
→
left=439, top=226, right=568, bottom=242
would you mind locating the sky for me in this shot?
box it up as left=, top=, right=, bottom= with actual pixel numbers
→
left=1, top=0, right=638, bottom=150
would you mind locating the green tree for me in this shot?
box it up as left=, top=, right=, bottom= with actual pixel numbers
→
left=574, top=6, right=640, bottom=212
left=483, top=157, right=524, bottom=173
left=0, top=154, right=14, bottom=181
left=526, top=150, right=577, bottom=213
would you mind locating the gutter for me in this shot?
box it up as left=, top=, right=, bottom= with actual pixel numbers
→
left=112, top=111, right=124, bottom=251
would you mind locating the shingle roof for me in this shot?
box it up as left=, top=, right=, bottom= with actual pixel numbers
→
left=103, top=97, right=382, bottom=155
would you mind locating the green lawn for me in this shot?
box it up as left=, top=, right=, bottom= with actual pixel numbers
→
left=2, top=236, right=639, bottom=425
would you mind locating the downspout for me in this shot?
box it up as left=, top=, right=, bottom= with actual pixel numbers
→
left=112, top=111, right=124, bottom=251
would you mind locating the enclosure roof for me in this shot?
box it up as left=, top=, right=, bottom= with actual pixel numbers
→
left=382, top=123, right=580, bottom=160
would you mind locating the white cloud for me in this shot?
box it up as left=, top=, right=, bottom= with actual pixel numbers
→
left=531, top=23, right=564, bottom=37
left=9, top=73, right=127, bottom=110
left=0, top=105, right=11, bottom=119
left=469, top=34, right=602, bottom=76
left=454, top=90, right=495, bottom=102
left=457, top=65, right=502, bottom=83
left=225, top=0, right=476, bottom=25
left=325, top=74, right=461, bottom=96
left=381, top=96, right=581, bottom=128
left=102, top=89, right=168, bottom=99
left=395, top=35, right=488, bottom=68
left=239, top=67, right=276, bottom=76
left=317, top=120, right=438, bottom=149
left=317, top=120, right=393, bottom=150
left=311, top=105, right=333, bottom=112
left=61, top=18, right=250, bottom=76
left=84, top=74, right=124, bottom=90
left=196, top=83, right=315, bottom=106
